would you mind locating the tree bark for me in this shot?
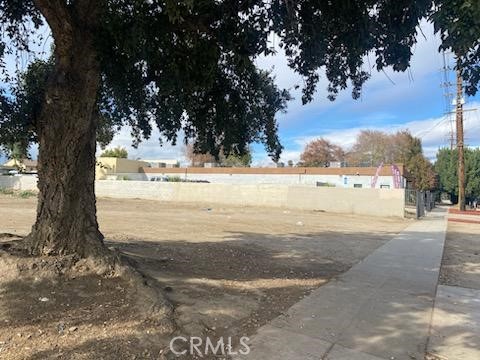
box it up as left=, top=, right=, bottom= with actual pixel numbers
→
left=25, top=2, right=106, bottom=257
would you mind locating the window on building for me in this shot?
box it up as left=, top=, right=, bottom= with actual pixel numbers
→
left=316, top=182, right=336, bottom=187
left=380, top=185, right=390, bottom=189
left=353, top=184, right=362, bottom=188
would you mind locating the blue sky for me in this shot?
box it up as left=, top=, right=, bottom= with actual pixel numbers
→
left=104, top=20, right=480, bottom=165
left=252, top=21, right=480, bottom=164
left=2, top=21, right=479, bottom=165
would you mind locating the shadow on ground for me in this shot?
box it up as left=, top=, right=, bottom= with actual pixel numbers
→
left=4, top=226, right=476, bottom=360
left=0, top=227, right=395, bottom=359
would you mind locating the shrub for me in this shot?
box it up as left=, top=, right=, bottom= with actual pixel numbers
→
left=166, top=176, right=182, bottom=182
left=18, top=190, right=37, bottom=198
left=0, top=188, right=37, bottom=198
left=0, top=187, right=14, bottom=195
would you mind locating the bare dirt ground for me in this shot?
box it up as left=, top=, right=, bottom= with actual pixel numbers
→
left=0, top=194, right=409, bottom=359
left=440, top=221, right=480, bottom=290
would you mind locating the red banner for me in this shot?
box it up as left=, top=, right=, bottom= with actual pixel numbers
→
left=391, top=164, right=402, bottom=189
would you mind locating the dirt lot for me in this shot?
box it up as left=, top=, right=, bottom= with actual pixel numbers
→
left=440, top=221, right=480, bottom=290
left=0, top=194, right=409, bottom=359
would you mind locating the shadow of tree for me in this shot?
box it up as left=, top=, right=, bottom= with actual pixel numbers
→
left=101, top=229, right=401, bottom=355
left=2, top=220, right=476, bottom=360
left=0, top=226, right=397, bottom=359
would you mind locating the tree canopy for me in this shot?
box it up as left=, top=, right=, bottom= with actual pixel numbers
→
left=345, top=129, right=435, bottom=190
left=345, top=130, right=424, bottom=165
left=1, top=141, right=29, bottom=170
left=435, top=148, right=480, bottom=202
left=299, top=138, right=345, bottom=167
left=184, top=143, right=252, bottom=167
left=1, top=1, right=480, bottom=159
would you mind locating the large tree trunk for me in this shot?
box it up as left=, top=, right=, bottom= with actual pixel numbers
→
left=25, top=17, right=106, bottom=257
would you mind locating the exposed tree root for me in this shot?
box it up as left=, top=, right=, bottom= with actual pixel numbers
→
left=0, top=232, right=22, bottom=238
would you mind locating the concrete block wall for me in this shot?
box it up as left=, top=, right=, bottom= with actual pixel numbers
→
left=96, top=180, right=406, bottom=217
left=0, top=176, right=38, bottom=191
left=286, top=186, right=405, bottom=217
left=95, top=181, right=289, bottom=208
left=104, top=173, right=149, bottom=181
left=0, top=176, right=406, bottom=217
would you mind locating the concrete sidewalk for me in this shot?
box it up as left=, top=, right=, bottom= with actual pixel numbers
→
left=236, top=209, right=447, bottom=360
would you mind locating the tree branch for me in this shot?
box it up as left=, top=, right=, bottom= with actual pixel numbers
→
left=33, top=0, right=73, bottom=51
left=72, top=0, right=101, bottom=27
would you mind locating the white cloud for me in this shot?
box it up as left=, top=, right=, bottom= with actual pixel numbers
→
left=252, top=20, right=480, bottom=165
left=0, top=25, right=52, bottom=80
left=291, top=101, right=480, bottom=161
left=103, top=126, right=188, bottom=164
left=256, top=20, right=445, bottom=128
left=101, top=108, right=471, bottom=165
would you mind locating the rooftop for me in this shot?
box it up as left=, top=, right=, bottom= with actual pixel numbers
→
left=142, top=164, right=406, bottom=177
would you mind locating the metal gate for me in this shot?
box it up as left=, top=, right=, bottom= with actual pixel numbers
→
left=405, top=190, right=435, bottom=218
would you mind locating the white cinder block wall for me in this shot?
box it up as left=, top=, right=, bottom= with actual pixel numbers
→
left=0, top=176, right=406, bottom=217
left=0, top=176, right=38, bottom=191
left=95, top=181, right=406, bottom=217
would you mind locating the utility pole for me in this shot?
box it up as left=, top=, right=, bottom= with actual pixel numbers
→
left=455, top=69, right=466, bottom=211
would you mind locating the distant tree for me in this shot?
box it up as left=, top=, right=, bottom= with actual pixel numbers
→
left=2, top=142, right=30, bottom=171
left=390, top=131, right=436, bottom=190
left=300, top=138, right=345, bottom=167
left=435, top=148, right=458, bottom=199
left=391, top=130, right=423, bottom=164
left=466, top=149, right=480, bottom=202
left=100, top=146, right=128, bottom=158
left=346, top=130, right=390, bottom=166
left=184, top=144, right=217, bottom=167
left=331, top=146, right=346, bottom=164
left=184, top=143, right=252, bottom=167
left=346, top=129, right=422, bottom=166
left=435, top=148, right=480, bottom=202
left=407, top=153, right=436, bottom=191
left=221, top=153, right=252, bottom=167
left=346, top=129, right=435, bottom=189
left=287, top=160, right=294, bottom=167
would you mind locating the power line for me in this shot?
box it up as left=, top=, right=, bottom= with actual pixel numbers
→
left=414, top=116, right=450, bottom=139
left=440, top=51, right=456, bottom=149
